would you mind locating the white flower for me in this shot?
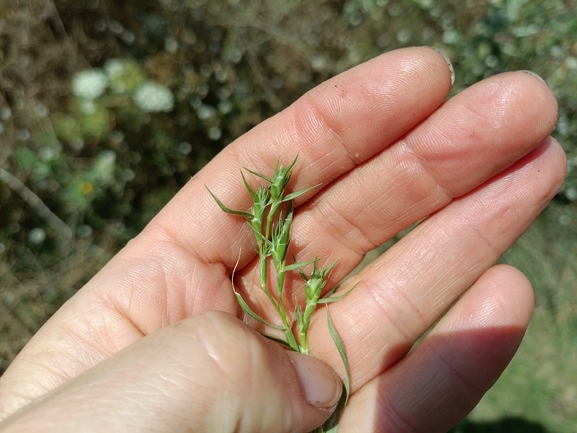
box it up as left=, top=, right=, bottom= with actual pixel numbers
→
left=132, top=81, right=174, bottom=113
left=93, top=150, right=116, bottom=185
left=104, top=58, right=126, bottom=80
left=566, top=187, right=577, bottom=201
left=208, top=126, right=222, bottom=141
left=71, top=69, right=109, bottom=100
left=28, top=228, right=46, bottom=245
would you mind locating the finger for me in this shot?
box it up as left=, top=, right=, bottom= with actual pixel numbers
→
left=308, top=137, right=565, bottom=387
left=0, top=312, right=341, bottom=433
left=337, top=265, right=534, bottom=433
left=0, top=47, right=452, bottom=415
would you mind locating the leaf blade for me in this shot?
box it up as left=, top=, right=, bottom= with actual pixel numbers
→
left=319, top=283, right=358, bottom=304
left=206, top=187, right=253, bottom=219
left=243, top=167, right=272, bottom=183
left=284, top=259, right=317, bottom=272
left=317, top=307, right=351, bottom=432
left=233, top=290, right=285, bottom=331
left=283, top=184, right=320, bottom=201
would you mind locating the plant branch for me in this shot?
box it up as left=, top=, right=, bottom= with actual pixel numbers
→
left=0, top=168, right=72, bottom=241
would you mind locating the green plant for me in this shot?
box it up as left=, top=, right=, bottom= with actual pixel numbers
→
left=208, top=156, right=352, bottom=432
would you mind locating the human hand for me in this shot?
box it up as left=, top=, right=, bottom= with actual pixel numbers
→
left=0, top=47, right=565, bottom=432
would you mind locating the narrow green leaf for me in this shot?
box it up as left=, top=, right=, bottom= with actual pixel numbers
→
left=284, top=328, right=300, bottom=353
left=319, top=282, right=358, bottom=304
left=214, top=155, right=356, bottom=433
left=234, top=291, right=285, bottom=330
left=297, top=266, right=308, bottom=282
left=327, top=308, right=350, bottom=402
left=318, top=288, right=354, bottom=304
left=240, top=171, right=258, bottom=201
left=263, top=334, right=292, bottom=348
left=295, top=303, right=304, bottom=329
left=322, top=272, right=353, bottom=300
left=285, top=154, right=299, bottom=172
left=324, top=260, right=338, bottom=274
left=284, top=259, right=317, bottom=272
left=316, top=307, right=351, bottom=432
left=244, top=167, right=272, bottom=183
left=206, top=187, right=253, bottom=219
left=275, top=154, right=299, bottom=178
left=283, top=184, right=320, bottom=201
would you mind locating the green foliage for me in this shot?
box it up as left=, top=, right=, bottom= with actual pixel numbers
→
left=210, top=159, right=352, bottom=431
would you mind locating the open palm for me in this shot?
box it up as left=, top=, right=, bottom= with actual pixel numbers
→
left=0, top=47, right=565, bottom=433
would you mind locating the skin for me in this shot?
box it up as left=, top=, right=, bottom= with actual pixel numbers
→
left=0, top=47, right=566, bottom=432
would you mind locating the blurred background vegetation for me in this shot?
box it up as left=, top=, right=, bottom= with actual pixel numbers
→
left=0, top=0, right=576, bottom=431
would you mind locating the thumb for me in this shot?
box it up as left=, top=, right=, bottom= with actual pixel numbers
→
left=0, top=311, right=342, bottom=433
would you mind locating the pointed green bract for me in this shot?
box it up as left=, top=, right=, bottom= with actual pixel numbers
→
left=284, top=259, right=317, bottom=271
left=206, top=187, right=253, bottom=219
left=241, top=171, right=258, bottom=202
left=208, top=156, right=355, bottom=432
left=283, top=184, right=320, bottom=201
left=319, top=283, right=358, bottom=304
left=244, top=167, right=272, bottom=183
left=233, top=291, right=285, bottom=330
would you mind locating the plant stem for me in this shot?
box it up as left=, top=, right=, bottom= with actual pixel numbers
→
left=209, top=158, right=352, bottom=429
left=259, top=249, right=282, bottom=317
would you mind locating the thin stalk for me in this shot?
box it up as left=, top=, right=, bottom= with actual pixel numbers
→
left=276, top=266, right=300, bottom=351
left=298, top=302, right=316, bottom=354
left=265, top=201, right=281, bottom=240
left=258, top=242, right=298, bottom=351
left=276, top=269, right=287, bottom=314
left=259, top=250, right=282, bottom=318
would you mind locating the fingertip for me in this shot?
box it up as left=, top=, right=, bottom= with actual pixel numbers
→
left=442, top=264, right=535, bottom=334
left=426, top=46, right=455, bottom=85
left=510, top=69, right=559, bottom=128
left=520, top=70, right=548, bottom=86
left=540, top=136, right=568, bottom=190
left=286, top=351, right=342, bottom=409
left=376, top=46, right=455, bottom=94
left=344, top=264, right=539, bottom=432
left=475, top=264, right=535, bottom=325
